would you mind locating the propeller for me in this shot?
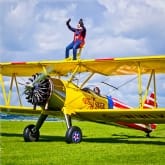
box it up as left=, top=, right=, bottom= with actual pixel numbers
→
left=24, top=66, right=54, bottom=107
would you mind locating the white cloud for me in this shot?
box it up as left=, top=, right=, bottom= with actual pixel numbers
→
left=5, top=0, right=37, bottom=26
left=90, top=0, right=165, bottom=57
left=33, top=6, right=72, bottom=52
left=35, top=26, right=62, bottom=51
left=145, top=0, right=165, bottom=11
left=1, top=0, right=38, bottom=52
left=1, top=0, right=78, bottom=57
left=39, top=3, right=76, bottom=23
left=97, top=0, right=165, bottom=37
left=86, top=36, right=150, bottom=58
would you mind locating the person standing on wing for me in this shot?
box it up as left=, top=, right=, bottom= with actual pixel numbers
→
left=65, top=18, right=86, bottom=60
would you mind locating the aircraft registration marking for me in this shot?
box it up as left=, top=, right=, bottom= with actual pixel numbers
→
left=82, top=97, right=105, bottom=109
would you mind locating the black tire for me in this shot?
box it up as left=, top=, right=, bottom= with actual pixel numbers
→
left=65, top=126, right=82, bottom=144
left=23, top=124, right=40, bottom=142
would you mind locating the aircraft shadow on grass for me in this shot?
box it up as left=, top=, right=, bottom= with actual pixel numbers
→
left=0, top=133, right=65, bottom=142
left=83, top=134, right=165, bottom=145
left=1, top=132, right=165, bottom=145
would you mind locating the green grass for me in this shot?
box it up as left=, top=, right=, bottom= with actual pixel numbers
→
left=1, top=120, right=165, bottom=165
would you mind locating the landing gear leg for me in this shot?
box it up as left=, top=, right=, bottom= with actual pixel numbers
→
left=35, top=114, right=48, bottom=131
left=146, top=132, right=151, bottom=138
left=64, top=114, right=72, bottom=129
left=23, top=114, right=48, bottom=142
left=64, top=114, right=82, bottom=143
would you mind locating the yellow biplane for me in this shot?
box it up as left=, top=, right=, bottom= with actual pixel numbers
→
left=0, top=55, right=165, bottom=143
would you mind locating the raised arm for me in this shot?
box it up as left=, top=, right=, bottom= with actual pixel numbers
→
left=66, top=18, right=76, bottom=32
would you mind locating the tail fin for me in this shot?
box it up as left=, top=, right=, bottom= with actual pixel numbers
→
left=112, top=92, right=157, bottom=135
left=143, top=92, right=157, bottom=132
left=143, top=92, right=157, bottom=109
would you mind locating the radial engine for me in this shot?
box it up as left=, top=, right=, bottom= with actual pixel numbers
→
left=24, top=73, right=66, bottom=110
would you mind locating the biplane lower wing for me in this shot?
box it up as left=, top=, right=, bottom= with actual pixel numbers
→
left=0, top=105, right=63, bottom=117
left=0, top=105, right=42, bottom=114
left=72, top=108, right=165, bottom=124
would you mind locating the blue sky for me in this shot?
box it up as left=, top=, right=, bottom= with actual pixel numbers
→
left=0, top=0, right=165, bottom=107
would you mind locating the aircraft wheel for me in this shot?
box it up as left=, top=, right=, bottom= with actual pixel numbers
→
left=23, top=124, right=40, bottom=142
left=65, top=126, right=82, bottom=144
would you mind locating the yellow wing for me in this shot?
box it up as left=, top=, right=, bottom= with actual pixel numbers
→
left=0, top=105, right=42, bottom=114
left=0, top=55, right=165, bottom=76
left=72, top=108, right=165, bottom=124
left=0, top=105, right=64, bottom=117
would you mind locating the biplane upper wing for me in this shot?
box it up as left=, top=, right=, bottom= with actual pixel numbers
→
left=0, top=55, right=165, bottom=76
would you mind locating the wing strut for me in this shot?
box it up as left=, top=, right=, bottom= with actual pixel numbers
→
left=7, top=74, right=22, bottom=106
left=80, top=72, right=95, bottom=89
left=153, top=70, right=157, bottom=108
left=0, top=73, right=22, bottom=106
left=68, top=65, right=80, bottom=83
left=0, top=73, right=7, bottom=105
left=142, top=70, right=157, bottom=108
left=137, top=62, right=142, bottom=108
left=13, top=74, right=22, bottom=106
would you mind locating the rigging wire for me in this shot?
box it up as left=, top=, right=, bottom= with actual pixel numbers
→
left=101, top=76, right=137, bottom=95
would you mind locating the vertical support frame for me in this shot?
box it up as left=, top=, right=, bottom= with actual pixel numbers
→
left=14, top=74, right=22, bottom=106
left=142, top=70, right=153, bottom=107
left=7, top=75, right=14, bottom=105
left=0, top=73, right=7, bottom=105
left=153, top=70, right=157, bottom=108
left=137, top=62, right=142, bottom=108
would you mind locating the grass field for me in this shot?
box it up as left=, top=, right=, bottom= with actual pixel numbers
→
left=1, top=120, right=165, bottom=165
